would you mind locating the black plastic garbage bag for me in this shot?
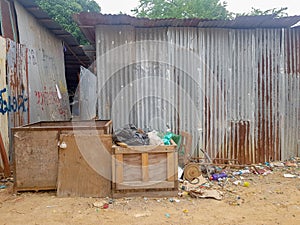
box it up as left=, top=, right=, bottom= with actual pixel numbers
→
left=113, top=124, right=150, bottom=146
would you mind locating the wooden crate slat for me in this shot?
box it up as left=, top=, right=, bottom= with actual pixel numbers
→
left=115, top=154, right=124, bottom=184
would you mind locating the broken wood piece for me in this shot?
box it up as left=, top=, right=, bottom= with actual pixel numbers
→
left=0, top=132, right=10, bottom=177
left=116, top=142, right=128, bottom=148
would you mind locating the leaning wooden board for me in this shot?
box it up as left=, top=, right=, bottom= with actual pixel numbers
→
left=112, top=144, right=178, bottom=198
left=57, top=131, right=112, bottom=197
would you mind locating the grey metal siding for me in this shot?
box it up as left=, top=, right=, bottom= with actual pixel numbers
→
left=95, top=26, right=300, bottom=163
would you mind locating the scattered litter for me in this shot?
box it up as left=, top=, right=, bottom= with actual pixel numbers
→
left=210, top=172, right=227, bottom=181
left=165, top=213, right=170, bottom=218
left=283, top=174, right=298, bottom=178
left=169, top=198, right=180, bottom=203
left=285, top=161, right=298, bottom=167
left=0, top=185, right=6, bottom=189
left=102, top=203, right=109, bottom=209
left=233, top=180, right=242, bottom=186
left=93, top=201, right=107, bottom=208
left=272, top=162, right=285, bottom=167
left=46, top=205, right=57, bottom=208
left=134, top=212, right=151, bottom=218
left=178, top=166, right=184, bottom=180
left=232, top=170, right=250, bottom=176
left=243, top=181, right=250, bottom=187
left=189, top=189, right=223, bottom=200
left=182, top=209, right=189, bottom=213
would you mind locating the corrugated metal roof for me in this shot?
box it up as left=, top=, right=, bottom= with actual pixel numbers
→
left=16, top=0, right=91, bottom=68
left=74, top=12, right=300, bottom=44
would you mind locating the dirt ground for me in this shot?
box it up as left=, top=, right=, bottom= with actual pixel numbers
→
left=0, top=166, right=300, bottom=225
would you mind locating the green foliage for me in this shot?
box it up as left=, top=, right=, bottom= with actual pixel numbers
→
left=35, top=0, right=101, bottom=45
left=236, top=7, right=288, bottom=18
left=132, top=0, right=231, bottom=19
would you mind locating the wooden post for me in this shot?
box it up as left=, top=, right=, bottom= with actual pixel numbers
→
left=142, top=153, right=149, bottom=182
left=115, top=154, right=123, bottom=184
left=0, top=132, right=10, bottom=177
left=167, top=152, right=175, bottom=181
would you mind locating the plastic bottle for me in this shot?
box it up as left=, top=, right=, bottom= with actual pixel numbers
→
left=209, top=172, right=227, bottom=180
left=232, top=169, right=250, bottom=176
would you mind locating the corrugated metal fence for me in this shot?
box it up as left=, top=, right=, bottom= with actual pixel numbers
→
left=95, top=26, right=300, bottom=164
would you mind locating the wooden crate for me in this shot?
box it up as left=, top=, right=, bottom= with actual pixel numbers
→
left=12, top=120, right=112, bottom=192
left=112, top=144, right=178, bottom=197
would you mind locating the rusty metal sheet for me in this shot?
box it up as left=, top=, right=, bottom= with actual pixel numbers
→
left=0, top=36, right=9, bottom=165
left=15, top=1, right=71, bottom=122
left=6, top=39, right=29, bottom=128
left=95, top=25, right=300, bottom=164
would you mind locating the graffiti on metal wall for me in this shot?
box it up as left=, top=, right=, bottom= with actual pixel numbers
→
left=34, top=85, right=69, bottom=116
left=0, top=87, right=28, bottom=115
left=34, top=86, right=60, bottom=110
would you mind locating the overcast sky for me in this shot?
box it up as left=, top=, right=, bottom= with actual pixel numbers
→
left=95, top=0, right=299, bottom=16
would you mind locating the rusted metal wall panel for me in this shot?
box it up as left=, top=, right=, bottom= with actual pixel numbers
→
left=4, top=38, right=29, bottom=160
left=6, top=39, right=29, bottom=128
left=280, top=29, right=300, bottom=159
left=95, top=26, right=300, bottom=163
left=15, top=2, right=71, bottom=122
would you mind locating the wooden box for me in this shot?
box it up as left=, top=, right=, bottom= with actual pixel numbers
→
left=12, top=120, right=112, bottom=192
left=112, top=144, right=178, bottom=197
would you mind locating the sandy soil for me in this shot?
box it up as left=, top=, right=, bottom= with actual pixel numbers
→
left=0, top=167, right=300, bottom=225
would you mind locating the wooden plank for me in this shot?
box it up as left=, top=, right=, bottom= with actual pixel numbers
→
left=13, top=130, right=59, bottom=191
left=57, top=133, right=112, bottom=197
left=116, top=181, right=175, bottom=190
left=104, top=120, right=112, bottom=134
left=122, top=181, right=174, bottom=190
left=0, top=132, right=10, bottom=177
left=123, top=154, right=142, bottom=182
left=112, top=154, right=116, bottom=184
left=174, top=149, right=178, bottom=182
left=115, top=154, right=123, bottom=184
left=116, top=142, right=128, bottom=148
left=113, top=145, right=176, bottom=154
left=142, top=153, right=149, bottom=182
left=148, top=153, right=167, bottom=182
left=180, top=131, right=192, bottom=166
left=113, top=190, right=178, bottom=198
left=167, top=152, right=175, bottom=182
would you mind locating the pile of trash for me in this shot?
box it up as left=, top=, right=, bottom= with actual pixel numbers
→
left=178, top=157, right=300, bottom=203
left=113, top=124, right=180, bottom=146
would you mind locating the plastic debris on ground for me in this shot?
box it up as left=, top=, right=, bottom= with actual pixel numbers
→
left=178, top=156, right=300, bottom=204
